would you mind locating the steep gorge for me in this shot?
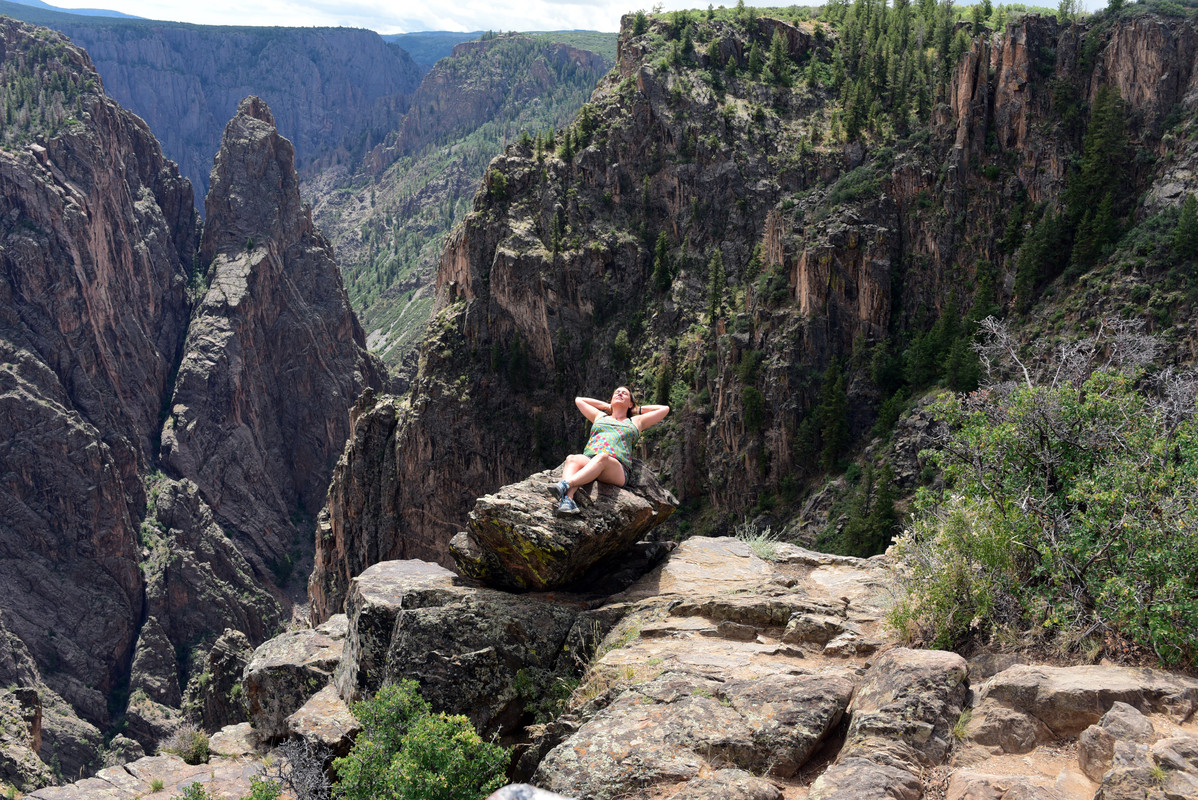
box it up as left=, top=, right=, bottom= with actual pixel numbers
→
left=312, top=8, right=1198, bottom=621
left=0, top=19, right=382, bottom=786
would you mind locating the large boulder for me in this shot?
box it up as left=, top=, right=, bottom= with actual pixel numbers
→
left=243, top=616, right=346, bottom=742
left=449, top=461, right=677, bottom=591
left=333, top=560, right=581, bottom=735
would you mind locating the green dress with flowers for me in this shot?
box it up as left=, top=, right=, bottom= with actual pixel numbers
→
left=582, top=413, right=640, bottom=470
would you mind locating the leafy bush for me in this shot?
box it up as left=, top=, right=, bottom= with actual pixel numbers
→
left=334, top=680, right=508, bottom=800
left=891, top=322, right=1198, bottom=665
left=827, top=166, right=879, bottom=206
left=174, top=784, right=214, bottom=800
left=161, top=723, right=209, bottom=765
left=742, top=386, right=765, bottom=434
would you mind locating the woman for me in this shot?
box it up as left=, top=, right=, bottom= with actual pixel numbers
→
left=549, top=386, right=670, bottom=515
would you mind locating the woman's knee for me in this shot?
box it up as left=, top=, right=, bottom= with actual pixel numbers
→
left=566, top=454, right=589, bottom=468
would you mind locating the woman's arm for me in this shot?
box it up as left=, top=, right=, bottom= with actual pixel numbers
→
left=575, top=396, right=609, bottom=423
left=632, top=404, right=670, bottom=431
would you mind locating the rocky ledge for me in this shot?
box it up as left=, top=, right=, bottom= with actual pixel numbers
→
left=38, top=535, right=1198, bottom=800
left=450, top=460, right=678, bottom=591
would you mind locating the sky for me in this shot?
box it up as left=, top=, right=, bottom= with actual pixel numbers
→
left=49, top=0, right=712, bottom=32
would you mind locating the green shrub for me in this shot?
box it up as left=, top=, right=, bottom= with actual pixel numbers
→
left=334, top=680, right=508, bottom=800
left=891, top=368, right=1198, bottom=665
left=173, top=784, right=214, bottom=800
left=243, top=778, right=282, bottom=800
left=161, top=724, right=209, bottom=765
left=742, top=386, right=765, bottom=433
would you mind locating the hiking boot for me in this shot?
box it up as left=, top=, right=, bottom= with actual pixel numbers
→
left=555, top=496, right=581, bottom=516
left=548, top=479, right=570, bottom=500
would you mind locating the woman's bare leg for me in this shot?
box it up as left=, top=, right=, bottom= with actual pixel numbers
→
left=562, top=453, right=625, bottom=499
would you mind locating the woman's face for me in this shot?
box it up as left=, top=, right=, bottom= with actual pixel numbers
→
left=611, top=386, right=633, bottom=408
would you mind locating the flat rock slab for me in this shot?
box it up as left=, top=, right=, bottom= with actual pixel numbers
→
left=334, top=558, right=581, bottom=734
left=243, top=615, right=346, bottom=741
left=971, top=664, right=1198, bottom=745
left=27, top=754, right=264, bottom=799
left=207, top=722, right=259, bottom=758
left=535, top=671, right=852, bottom=799
left=450, top=461, right=678, bottom=591
left=616, top=537, right=774, bottom=601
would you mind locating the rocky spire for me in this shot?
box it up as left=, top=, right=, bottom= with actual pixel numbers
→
left=162, top=95, right=386, bottom=569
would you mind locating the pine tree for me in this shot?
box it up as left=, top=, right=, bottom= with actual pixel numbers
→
left=864, top=463, right=899, bottom=553
left=971, top=3, right=986, bottom=31
left=818, top=364, right=850, bottom=472
left=748, top=42, right=763, bottom=78
left=1014, top=207, right=1062, bottom=311
left=1174, top=194, right=1198, bottom=261
left=708, top=249, right=726, bottom=319
left=653, top=232, right=672, bottom=291
left=768, top=30, right=792, bottom=86
left=944, top=337, right=981, bottom=392
left=745, top=244, right=763, bottom=283
left=706, top=38, right=723, bottom=70
left=1065, top=87, right=1128, bottom=228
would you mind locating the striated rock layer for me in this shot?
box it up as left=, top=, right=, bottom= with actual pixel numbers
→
left=0, top=17, right=196, bottom=778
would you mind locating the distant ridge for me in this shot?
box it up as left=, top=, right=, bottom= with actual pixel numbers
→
left=5, top=0, right=141, bottom=18
left=382, top=30, right=484, bottom=70
left=384, top=29, right=616, bottom=70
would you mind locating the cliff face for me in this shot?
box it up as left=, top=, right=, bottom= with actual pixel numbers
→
left=0, top=16, right=194, bottom=756
left=313, top=11, right=1198, bottom=620
left=0, top=20, right=383, bottom=782
left=37, top=20, right=422, bottom=202
left=383, top=39, right=610, bottom=166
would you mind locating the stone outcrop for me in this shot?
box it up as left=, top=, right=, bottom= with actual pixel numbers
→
left=536, top=670, right=853, bottom=797
left=0, top=689, right=53, bottom=791
left=528, top=537, right=892, bottom=799
left=181, top=629, right=254, bottom=733
left=808, top=648, right=968, bottom=800
left=449, top=461, right=678, bottom=591
left=243, top=615, right=346, bottom=742
left=162, top=95, right=386, bottom=572
left=333, top=560, right=581, bottom=735
left=285, top=685, right=360, bottom=757
left=965, top=663, right=1198, bottom=753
